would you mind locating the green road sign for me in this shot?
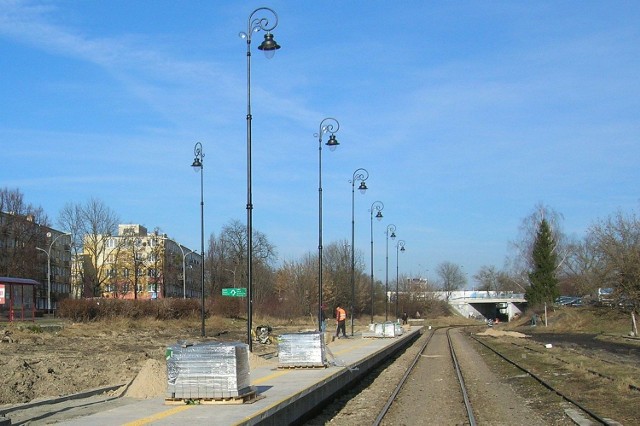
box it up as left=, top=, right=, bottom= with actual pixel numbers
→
left=222, top=288, right=247, bottom=297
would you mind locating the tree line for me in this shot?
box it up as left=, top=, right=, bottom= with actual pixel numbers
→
left=2, top=187, right=639, bottom=324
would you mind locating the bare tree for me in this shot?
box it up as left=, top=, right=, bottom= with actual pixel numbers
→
left=58, top=199, right=119, bottom=297
left=473, top=265, right=499, bottom=291
left=57, top=203, right=84, bottom=297
left=0, top=187, right=50, bottom=278
left=271, top=259, right=308, bottom=318
left=323, top=240, right=351, bottom=310
left=563, top=233, right=605, bottom=297
left=589, top=209, right=640, bottom=333
left=436, top=261, right=467, bottom=300
left=207, top=219, right=277, bottom=314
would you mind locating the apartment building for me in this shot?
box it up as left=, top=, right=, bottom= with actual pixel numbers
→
left=0, top=211, right=72, bottom=311
left=90, top=224, right=202, bottom=300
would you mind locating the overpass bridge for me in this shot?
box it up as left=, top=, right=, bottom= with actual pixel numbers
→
left=442, top=291, right=527, bottom=322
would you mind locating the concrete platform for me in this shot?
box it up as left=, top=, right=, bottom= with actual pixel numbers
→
left=57, top=326, right=422, bottom=426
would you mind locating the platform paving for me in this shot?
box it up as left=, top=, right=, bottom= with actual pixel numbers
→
left=56, top=326, right=421, bottom=426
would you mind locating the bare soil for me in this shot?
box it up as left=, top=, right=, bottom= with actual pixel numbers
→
left=0, top=316, right=295, bottom=407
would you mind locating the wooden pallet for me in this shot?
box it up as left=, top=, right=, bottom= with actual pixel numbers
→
left=277, top=364, right=327, bottom=369
left=165, top=390, right=260, bottom=405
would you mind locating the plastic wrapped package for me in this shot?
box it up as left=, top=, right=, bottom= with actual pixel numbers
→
left=394, top=322, right=404, bottom=335
left=166, top=341, right=251, bottom=399
left=383, top=321, right=397, bottom=337
left=277, top=332, right=325, bottom=367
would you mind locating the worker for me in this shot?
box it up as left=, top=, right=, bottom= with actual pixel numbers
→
left=335, top=305, right=347, bottom=338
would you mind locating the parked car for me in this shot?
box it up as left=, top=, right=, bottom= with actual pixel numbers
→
left=555, top=296, right=582, bottom=307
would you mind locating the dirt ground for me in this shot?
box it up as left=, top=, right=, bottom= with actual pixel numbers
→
left=0, top=316, right=298, bottom=406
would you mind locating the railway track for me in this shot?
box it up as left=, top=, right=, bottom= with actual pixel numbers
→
left=371, top=326, right=615, bottom=425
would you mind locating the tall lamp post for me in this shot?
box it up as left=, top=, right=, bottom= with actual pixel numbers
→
left=395, top=240, right=406, bottom=319
left=315, top=117, right=340, bottom=331
left=385, top=224, right=396, bottom=321
left=240, top=7, right=281, bottom=352
left=350, top=168, right=368, bottom=336
left=36, top=232, right=71, bottom=314
left=369, top=201, right=384, bottom=324
left=191, top=142, right=205, bottom=338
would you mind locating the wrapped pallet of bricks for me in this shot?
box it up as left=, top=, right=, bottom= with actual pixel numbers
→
left=374, top=323, right=385, bottom=337
left=394, top=322, right=404, bottom=336
left=166, top=341, right=252, bottom=399
left=277, top=332, right=326, bottom=368
left=383, top=321, right=397, bottom=337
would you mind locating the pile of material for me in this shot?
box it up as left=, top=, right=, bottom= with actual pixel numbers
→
left=363, top=322, right=404, bottom=338
left=277, top=332, right=326, bottom=367
left=166, top=341, right=251, bottom=399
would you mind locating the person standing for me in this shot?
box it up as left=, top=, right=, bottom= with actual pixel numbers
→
left=335, top=305, right=347, bottom=338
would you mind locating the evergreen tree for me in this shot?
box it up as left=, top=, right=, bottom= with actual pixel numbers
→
left=526, top=219, right=560, bottom=306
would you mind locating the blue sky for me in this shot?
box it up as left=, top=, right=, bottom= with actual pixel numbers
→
left=1, top=1, right=639, bottom=286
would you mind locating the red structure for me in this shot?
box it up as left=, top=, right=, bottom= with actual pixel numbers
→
left=0, top=277, right=39, bottom=322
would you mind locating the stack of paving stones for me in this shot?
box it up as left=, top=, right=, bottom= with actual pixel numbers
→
left=166, top=342, right=251, bottom=399
left=277, top=332, right=326, bottom=367
left=382, top=321, right=404, bottom=337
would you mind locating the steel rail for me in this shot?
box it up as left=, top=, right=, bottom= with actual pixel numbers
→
left=508, top=340, right=640, bottom=392
left=371, top=328, right=435, bottom=425
left=470, top=334, right=609, bottom=425
left=447, top=328, right=477, bottom=426
left=373, top=326, right=477, bottom=426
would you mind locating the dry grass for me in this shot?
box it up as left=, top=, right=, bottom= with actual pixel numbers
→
left=507, top=305, right=637, bottom=335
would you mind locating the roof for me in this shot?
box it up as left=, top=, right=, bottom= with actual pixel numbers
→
left=0, top=277, right=40, bottom=285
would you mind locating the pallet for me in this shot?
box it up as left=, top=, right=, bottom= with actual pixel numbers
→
left=165, top=390, right=260, bottom=405
left=277, top=364, right=327, bottom=369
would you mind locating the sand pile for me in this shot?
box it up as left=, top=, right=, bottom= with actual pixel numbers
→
left=125, top=359, right=167, bottom=399
left=476, top=328, right=529, bottom=338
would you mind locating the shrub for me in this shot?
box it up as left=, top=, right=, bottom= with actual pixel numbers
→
left=57, top=298, right=204, bottom=322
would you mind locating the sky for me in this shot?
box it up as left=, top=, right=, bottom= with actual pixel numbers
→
left=1, top=1, right=639, bottom=287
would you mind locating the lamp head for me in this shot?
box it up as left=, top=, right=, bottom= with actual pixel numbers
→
left=358, top=181, right=368, bottom=194
left=391, top=231, right=396, bottom=240
left=326, top=134, right=339, bottom=152
left=258, top=33, right=280, bottom=58
left=191, top=157, right=202, bottom=172
left=375, top=211, right=383, bottom=221
left=401, top=246, right=406, bottom=252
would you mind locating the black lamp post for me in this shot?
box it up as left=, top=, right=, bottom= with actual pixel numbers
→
left=395, top=240, right=406, bottom=319
left=316, top=117, right=340, bottom=331
left=350, top=168, right=368, bottom=335
left=191, top=142, right=205, bottom=338
left=369, top=201, right=384, bottom=324
left=240, top=7, right=280, bottom=352
left=385, top=224, right=396, bottom=321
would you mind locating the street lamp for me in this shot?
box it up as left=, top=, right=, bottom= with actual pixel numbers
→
left=369, top=201, right=384, bottom=324
left=240, top=7, right=280, bottom=352
left=36, top=232, right=71, bottom=314
left=315, top=117, right=340, bottom=332
left=179, top=246, right=196, bottom=299
left=395, top=240, right=406, bottom=319
left=191, top=142, right=205, bottom=338
left=385, top=224, right=396, bottom=321
left=350, top=168, right=368, bottom=336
